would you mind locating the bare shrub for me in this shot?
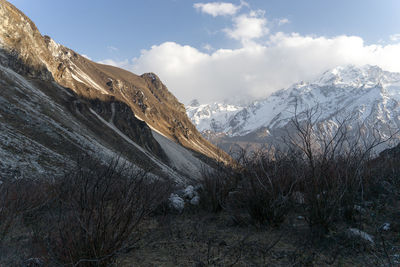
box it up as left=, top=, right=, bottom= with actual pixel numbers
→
left=199, top=162, right=239, bottom=213
left=231, top=151, right=296, bottom=226
left=198, top=147, right=296, bottom=226
left=0, top=178, right=48, bottom=266
left=370, top=145, right=400, bottom=199
left=282, top=105, right=390, bottom=234
left=45, top=157, right=171, bottom=266
left=0, top=178, right=47, bottom=243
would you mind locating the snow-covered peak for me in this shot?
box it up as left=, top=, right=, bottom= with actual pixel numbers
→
left=187, top=65, right=400, bottom=140
left=314, top=65, right=400, bottom=88
left=186, top=101, right=243, bottom=132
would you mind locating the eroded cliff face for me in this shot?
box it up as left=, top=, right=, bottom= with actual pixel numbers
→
left=0, top=0, right=229, bottom=164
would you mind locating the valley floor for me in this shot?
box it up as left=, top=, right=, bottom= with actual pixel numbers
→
left=118, top=208, right=400, bottom=267
left=1, top=182, right=399, bottom=266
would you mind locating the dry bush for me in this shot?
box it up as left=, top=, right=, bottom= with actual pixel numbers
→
left=44, top=157, right=171, bottom=266
left=199, top=147, right=296, bottom=226
left=282, top=105, right=390, bottom=234
left=0, top=178, right=47, bottom=243
left=369, top=146, right=400, bottom=199
left=231, top=151, right=296, bottom=226
left=199, top=162, right=239, bottom=213
left=198, top=103, right=396, bottom=235
left=299, top=156, right=365, bottom=231
left=0, top=178, right=49, bottom=266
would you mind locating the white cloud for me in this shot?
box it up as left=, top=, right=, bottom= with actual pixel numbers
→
left=203, top=43, right=214, bottom=51
left=390, top=34, right=400, bottom=41
left=224, top=10, right=269, bottom=43
left=99, top=4, right=400, bottom=104
left=107, top=46, right=119, bottom=52
left=194, top=2, right=241, bottom=17
left=130, top=34, right=400, bottom=104
left=278, top=18, right=290, bottom=26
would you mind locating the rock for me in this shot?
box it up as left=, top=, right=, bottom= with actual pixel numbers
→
left=346, top=228, right=374, bottom=244
left=183, top=185, right=197, bottom=199
left=190, top=195, right=200, bottom=205
left=381, top=223, right=390, bottom=231
left=180, top=185, right=200, bottom=205
left=169, top=193, right=185, bottom=212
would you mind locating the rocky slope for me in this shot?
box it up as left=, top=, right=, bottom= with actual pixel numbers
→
left=0, top=0, right=229, bottom=182
left=187, top=65, right=400, bottom=151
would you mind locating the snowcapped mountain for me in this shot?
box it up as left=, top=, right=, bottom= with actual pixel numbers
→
left=186, top=99, right=244, bottom=133
left=187, top=65, right=400, bottom=149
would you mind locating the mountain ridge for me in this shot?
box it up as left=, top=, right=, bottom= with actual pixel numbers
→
left=0, top=0, right=230, bottom=182
left=187, top=64, right=400, bottom=151
left=0, top=0, right=229, bottom=164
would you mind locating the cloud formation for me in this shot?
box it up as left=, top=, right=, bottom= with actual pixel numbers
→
left=193, top=2, right=241, bottom=17
left=390, top=34, right=400, bottom=41
left=278, top=18, right=290, bottom=26
left=99, top=2, right=400, bottom=104
left=107, top=46, right=119, bottom=52
left=224, top=10, right=268, bottom=43
left=132, top=34, right=400, bottom=104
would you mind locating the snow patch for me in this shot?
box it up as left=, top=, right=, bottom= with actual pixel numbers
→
left=151, top=130, right=207, bottom=179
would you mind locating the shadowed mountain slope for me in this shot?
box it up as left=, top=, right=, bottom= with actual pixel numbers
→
left=0, top=0, right=229, bottom=182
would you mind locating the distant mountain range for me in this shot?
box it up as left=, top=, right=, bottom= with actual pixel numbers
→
left=187, top=65, right=400, bottom=151
left=0, top=0, right=230, bottom=182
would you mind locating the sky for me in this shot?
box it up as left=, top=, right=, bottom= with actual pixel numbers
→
left=8, top=0, right=400, bottom=104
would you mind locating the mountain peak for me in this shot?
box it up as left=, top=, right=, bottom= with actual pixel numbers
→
left=314, top=64, right=399, bottom=88
left=141, top=72, right=160, bottom=81
left=0, top=0, right=231, bottom=177
left=188, top=99, right=200, bottom=107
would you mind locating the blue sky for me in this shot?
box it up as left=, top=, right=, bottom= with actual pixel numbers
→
left=8, top=0, right=400, bottom=60
left=8, top=0, right=400, bottom=103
